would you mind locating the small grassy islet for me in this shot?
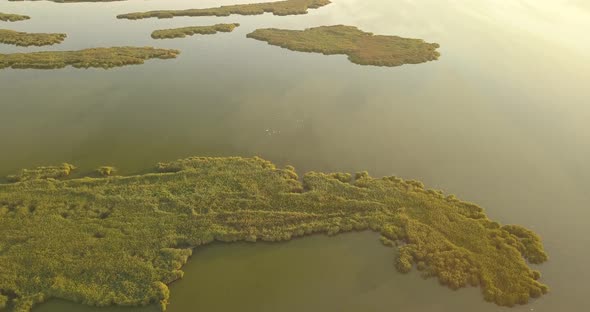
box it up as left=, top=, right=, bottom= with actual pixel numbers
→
left=117, top=0, right=331, bottom=20
left=151, top=23, right=240, bottom=40
left=247, top=25, right=441, bottom=67
left=0, top=46, right=179, bottom=70
left=0, top=29, right=66, bottom=47
left=0, top=13, right=30, bottom=22
left=0, top=156, right=548, bottom=311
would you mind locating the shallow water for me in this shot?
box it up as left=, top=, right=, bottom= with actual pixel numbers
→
left=1, top=0, right=589, bottom=311
left=35, top=232, right=501, bottom=312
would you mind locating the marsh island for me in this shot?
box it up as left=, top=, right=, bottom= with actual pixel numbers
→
left=151, top=23, right=240, bottom=40
left=0, top=156, right=547, bottom=311
left=247, top=25, right=441, bottom=67
left=117, top=0, right=331, bottom=20
left=0, top=29, right=66, bottom=47
left=0, top=13, right=30, bottom=22
left=0, top=46, right=179, bottom=70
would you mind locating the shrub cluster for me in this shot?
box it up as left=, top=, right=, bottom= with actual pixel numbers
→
left=6, top=163, right=75, bottom=182
left=96, top=166, right=117, bottom=177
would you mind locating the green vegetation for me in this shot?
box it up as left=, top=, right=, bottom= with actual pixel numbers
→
left=0, top=156, right=547, bottom=311
left=151, top=23, right=240, bottom=40
left=247, top=25, right=441, bottom=67
left=0, top=29, right=66, bottom=47
left=0, top=13, right=30, bottom=22
left=117, top=0, right=331, bottom=20
left=0, top=47, right=179, bottom=70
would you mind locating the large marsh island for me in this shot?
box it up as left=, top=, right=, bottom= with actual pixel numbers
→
left=0, top=47, right=179, bottom=70
left=0, top=29, right=66, bottom=47
left=0, top=157, right=547, bottom=311
left=248, top=25, right=441, bottom=66
left=117, top=0, right=331, bottom=20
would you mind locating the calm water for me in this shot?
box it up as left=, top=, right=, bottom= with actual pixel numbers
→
left=1, top=0, right=589, bottom=311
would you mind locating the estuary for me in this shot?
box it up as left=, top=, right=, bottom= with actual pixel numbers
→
left=0, top=0, right=589, bottom=312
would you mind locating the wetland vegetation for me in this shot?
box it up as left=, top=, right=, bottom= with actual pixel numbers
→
left=0, top=13, right=29, bottom=22
left=247, top=25, right=441, bottom=66
left=0, top=156, right=547, bottom=311
left=151, top=23, right=240, bottom=40
left=0, top=29, right=66, bottom=47
left=0, top=46, right=179, bottom=70
left=117, top=0, right=331, bottom=20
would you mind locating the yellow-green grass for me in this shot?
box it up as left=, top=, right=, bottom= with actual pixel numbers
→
left=0, top=29, right=66, bottom=47
left=151, top=23, right=240, bottom=40
left=0, top=156, right=547, bottom=311
left=247, top=25, right=441, bottom=67
left=0, top=46, right=179, bottom=70
left=0, top=13, right=30, bottom=22
left=117, top=0, right=331, bottom=20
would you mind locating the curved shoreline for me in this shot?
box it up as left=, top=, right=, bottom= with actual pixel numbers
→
left=0, top=156, right=548, bottom=311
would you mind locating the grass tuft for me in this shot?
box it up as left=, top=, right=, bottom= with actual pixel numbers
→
left=96, top=166, right=117, bottom=177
